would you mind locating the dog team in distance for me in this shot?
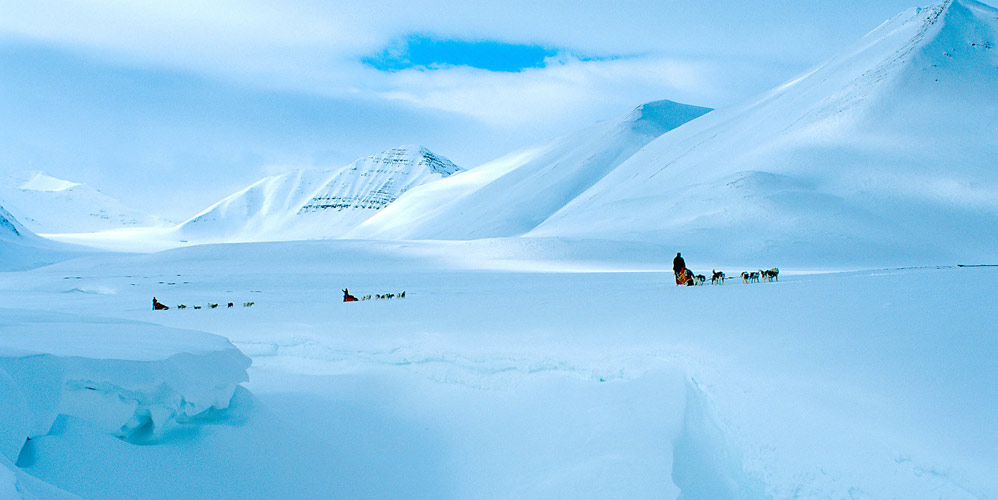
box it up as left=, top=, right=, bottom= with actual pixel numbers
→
left=343, top=288, right=405, bottom=302
left=152, top=297, right=254, bottom=310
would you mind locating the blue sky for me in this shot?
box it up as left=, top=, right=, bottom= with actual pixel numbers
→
left=363, top=36, right=564, bottom=72
left=1, top=0, right=987, bottom=219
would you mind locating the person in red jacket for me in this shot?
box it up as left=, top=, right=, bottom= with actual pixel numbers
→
left=673, top=252, right=687, bottom=285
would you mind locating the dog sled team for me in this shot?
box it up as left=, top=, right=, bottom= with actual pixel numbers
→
left=672, top=252, right=778, bottom=286
left=740, top=268, right=779, bottom=283
left=153, top=288, right=406, bottom=310
left=342, top=288, right=405, bottom=302
left=153, top=296, right=253, bottom=310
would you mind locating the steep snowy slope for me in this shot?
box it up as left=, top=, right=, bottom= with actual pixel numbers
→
left=530, top=0, right=998, bottom=266
left=348, top=100, right=712, bottom=240
left=175, top=146, right=461, bottom=242
left=0, top=205, right=28, bottom=243
left=1, top=171, right=164, bottom=233
left=0, top=205, right=93, bottom=271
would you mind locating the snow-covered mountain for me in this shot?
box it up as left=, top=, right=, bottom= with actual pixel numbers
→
left=0, top=204, right=91, bottom=271
left=0, top=171, right=165, bottom=233
left=353, top=0, right=998, bottom=267
left=0, top=205, right=28, bottom=243
left=348, top=100, right=712, bottom=240
left=174, top=146, right=462, bottom=242
left=530, top=0, right=998, bottom=265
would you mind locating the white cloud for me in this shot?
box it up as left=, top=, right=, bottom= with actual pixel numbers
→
left=363, top=52, right=799, bottom=135
left=0, top=0, right=372, bottom=88
left=0, top=0, right=936, bottom=102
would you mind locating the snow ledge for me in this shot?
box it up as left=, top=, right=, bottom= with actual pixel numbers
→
left=0, top=309, right=251, bottom=463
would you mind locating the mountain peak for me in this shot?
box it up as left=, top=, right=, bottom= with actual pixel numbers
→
left=624, top=100, right=713, bottom=137
left=362, top=145, right=462, bottom=177
left=298, top=145, right=462, bottom=215
left=17, top=171, right=81, bottom=192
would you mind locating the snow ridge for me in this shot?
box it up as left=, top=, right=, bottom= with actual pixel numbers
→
left=0, top=309, right=251, bottom=451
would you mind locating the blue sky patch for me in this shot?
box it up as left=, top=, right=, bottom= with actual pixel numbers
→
left=363, top=35, right=562, bottom=72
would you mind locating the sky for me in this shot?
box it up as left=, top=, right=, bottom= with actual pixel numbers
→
left=0, top=0, right=985, bottom=221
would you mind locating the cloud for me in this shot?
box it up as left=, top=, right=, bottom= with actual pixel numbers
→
left=0, top=0, right=937, bottom=101
left=367, top=53, right=773, bottom=128
left=0, top=0, right=373, bottom=91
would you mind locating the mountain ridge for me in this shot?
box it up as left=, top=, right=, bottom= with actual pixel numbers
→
left=348, top=99, right=712, bottom=240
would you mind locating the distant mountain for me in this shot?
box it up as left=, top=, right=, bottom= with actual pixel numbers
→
left=0, top=171, right=165, bottom=233
left=174, top=146, right=462, bottom=242
left=348, top=100, right=712, bottom=239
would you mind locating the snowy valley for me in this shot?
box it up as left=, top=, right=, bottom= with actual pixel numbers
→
left=1, top=1, right=997, bottom=499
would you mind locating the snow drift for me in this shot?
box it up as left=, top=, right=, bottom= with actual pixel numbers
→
left=0, top=309, right=250, bottom=499
left=349, top=100, right=712, bottom=240
left=174, top=145, right=462, bottom=242
left=0, top=309, right=250, bottom=462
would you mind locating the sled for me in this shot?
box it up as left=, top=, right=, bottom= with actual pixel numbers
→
left=675, top=269, right=688, bottom=286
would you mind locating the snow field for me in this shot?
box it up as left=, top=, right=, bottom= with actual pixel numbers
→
left=0, top=239, right=994, bottom=499
left=0, top=1, right=994, bottom=498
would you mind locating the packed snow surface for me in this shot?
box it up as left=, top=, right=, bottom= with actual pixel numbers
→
left=0, top=237, right=994, bottom=499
